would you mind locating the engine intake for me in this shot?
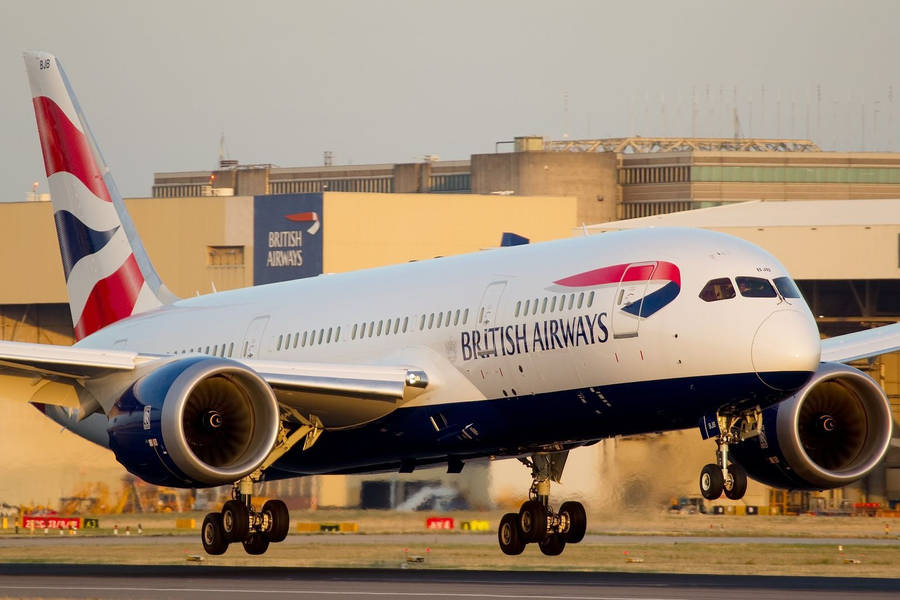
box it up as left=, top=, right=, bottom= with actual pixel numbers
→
left=731, top=362, right=893, bottom=490
left=108, top=357, right=279, bottom=487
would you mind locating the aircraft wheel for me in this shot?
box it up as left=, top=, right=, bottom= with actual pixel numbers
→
left=262, top=499, right=290, bottom=543
left=242, top=532, right=270, bottom=555
left=724, top=463, right=748, bottom=500
left=699, top=463, right=724, bottom=500
left=518, top=500, right=548, bottom=543
left=498, top=513, right=525, bottom=555
left=538, top=533, right=566, bottom=556
left=222, top=499, right=250, bottom=543
left=201, top=512, right=228, bottom=555
left=559, top=500, right=587, bottom=544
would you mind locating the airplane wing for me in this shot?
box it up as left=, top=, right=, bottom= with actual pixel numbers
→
left=0, top=340, right=427, bottom=428
left=820, top=322, right=900, bottom=364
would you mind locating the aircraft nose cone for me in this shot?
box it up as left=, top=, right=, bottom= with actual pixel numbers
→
left=752, top=309, right=821, bottom=390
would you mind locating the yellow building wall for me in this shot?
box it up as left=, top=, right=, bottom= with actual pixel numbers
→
left=321, top=193, right=578, bottom=273
left=0, top=202, right=65, bottom=303
left=125, top=196, right=254, bottom=296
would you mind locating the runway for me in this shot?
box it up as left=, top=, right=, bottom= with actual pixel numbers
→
left=0, top=565, right=897, bottom=600
left=0, top=533, right=897, bottom=547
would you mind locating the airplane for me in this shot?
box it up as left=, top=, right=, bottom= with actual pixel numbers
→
left=3, top=50, right=899, bottom=557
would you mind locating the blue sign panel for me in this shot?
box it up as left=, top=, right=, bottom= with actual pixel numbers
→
left=253, top=193, right=323, bottom=285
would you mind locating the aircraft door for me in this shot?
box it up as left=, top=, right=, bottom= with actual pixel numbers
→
left=478, top=280, right=507, bottom=327
left=241, top=315, right=270, bottom=359
left=612, top=262, right=657, bottom=339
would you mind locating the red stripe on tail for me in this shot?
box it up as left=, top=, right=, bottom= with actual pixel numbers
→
left=32, top=96, right=111, bottom=202
left=73, top=254, right=145, bottom=340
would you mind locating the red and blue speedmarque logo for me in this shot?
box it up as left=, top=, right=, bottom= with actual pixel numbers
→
left=552, top=261, right=681, bottom=318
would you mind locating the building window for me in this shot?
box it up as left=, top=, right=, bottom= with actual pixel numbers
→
left=207, top=246, right=245, bottom=266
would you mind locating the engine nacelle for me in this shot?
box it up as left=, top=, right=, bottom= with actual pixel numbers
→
left=730, top=362, right=893, bottom=490
left=107, top=356, right=279, bottom=487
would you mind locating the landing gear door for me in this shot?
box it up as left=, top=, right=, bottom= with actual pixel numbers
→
left=612, top=262, right=657, bottom=339
left=478, top=280, right=507, bottom=326
left=242, top=315, right=270, bottom=359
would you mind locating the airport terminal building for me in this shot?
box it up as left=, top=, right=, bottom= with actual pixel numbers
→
left=2, top=136, right=899, bottom=514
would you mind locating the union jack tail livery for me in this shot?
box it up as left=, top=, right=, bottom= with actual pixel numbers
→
left=24, top=51, right=176, bottom=340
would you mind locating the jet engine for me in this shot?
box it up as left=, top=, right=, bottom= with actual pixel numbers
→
left=107, top=357, right=279, bottom=487
left=730, top=362, right=893, bottom=490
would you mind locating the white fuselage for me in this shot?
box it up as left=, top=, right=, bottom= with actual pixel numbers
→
left=62, top=227, right=822, bottom=474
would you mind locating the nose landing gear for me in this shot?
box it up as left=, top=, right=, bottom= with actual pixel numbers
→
left=699, top=410, right=757, bottom=501
left=497, top=451, right=587, bottom=556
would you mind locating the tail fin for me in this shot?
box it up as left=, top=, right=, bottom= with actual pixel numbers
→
left=24, top=51, right=177, bottom=341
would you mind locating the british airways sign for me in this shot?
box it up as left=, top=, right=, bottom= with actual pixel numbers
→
left=254, top=194, right=323, bottom=285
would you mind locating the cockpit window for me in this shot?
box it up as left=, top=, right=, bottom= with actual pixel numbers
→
left=773, top=276, right=802, bottom=299
left=736, top=276, right=777, bottom=298
left=699, top=278, right=736, bottom=302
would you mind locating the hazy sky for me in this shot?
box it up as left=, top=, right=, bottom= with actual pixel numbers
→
left=2, top=0, right=899, bottom=201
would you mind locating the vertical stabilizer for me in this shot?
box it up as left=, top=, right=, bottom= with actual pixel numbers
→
left=24, top=51, right=177, bottom=340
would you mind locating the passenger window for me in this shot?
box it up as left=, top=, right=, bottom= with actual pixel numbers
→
left=773, top=276, right=803, bottom=299
left=532, top=299, right=539, bottom=315
left=368, top=321, right=375, bottom=337
left=549, top=297, right=557, bottom=312
left=463, top=308, right=469, bottom=324
left=318, top=329, right=325, bottom=344
left=577, top=292, right=584, bottom=308
left=568, top=294, right=575, bottom=310
left=588, top=291, right=595, bottom=307
left=385, top=319, right=392, bottom=334
left=437, top=313, right=443, bottom=328
left=213, top=344, right=218, bottom=355
left=394, top=319, right=400, bottom=334
left=736, top=276, right=777, bottom=298
left=228, top=342, right=234, bottom=357
left=454, top=310, right=460, bottom=326
left=335, top=326, right=341, bottom=341
left=523, top=299, right=530, bottom=315
left=515, top=301, right=521, bottom=317
left=428, top=313, right=435, bottom=329
left=351, top=324, right=357, bottom=340
left=377, top=321, right=383, bottom=336
left=293, top=333, right=299, bottom=348
left=541, top=298, right=548, bottom=313
left=403, top=316, right=409, bottom=332
left=699, top=278, right=736, bottom=302
left=302, top=331, right=308, bottom=346
left=419, top=315, right=425, bottom=330
left=327, top=327, right=333, bottom=343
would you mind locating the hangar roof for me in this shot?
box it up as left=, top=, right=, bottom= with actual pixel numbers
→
left=585, top=199, right=900, bottom=231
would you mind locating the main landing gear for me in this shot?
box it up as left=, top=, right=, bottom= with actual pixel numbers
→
left=498, top=451, right=587, bottom=556
left=698, top=410, right=758, bottom=501
left=202, top=408, right=324, bottom=555
left=201, top=478, right=291, bottom=555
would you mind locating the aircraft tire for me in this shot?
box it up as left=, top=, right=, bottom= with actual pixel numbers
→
left=559, top=500, right=587, bottom=543
left=538, top=533, right=566, bottom=556
left=724, top=463, right=748, bottom=500
left=222, top=499, right=250, bottom=543
left=262, top=499, right=290, bottom=543
left=242, top=532, right=270, bottom=555
left=498, top=513, right=525, bottom=555
left=700, top=463, right=724, bottom=500
left=201, top=512, right=228, bottom=555
left=518, top=500, right=548, bottom=543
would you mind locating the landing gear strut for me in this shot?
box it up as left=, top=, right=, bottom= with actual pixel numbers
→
left=699, top=409, right=757, bottom=501
left=201, top=408, right=322, bottom=555
left=497, top=451, right=586, bottom=556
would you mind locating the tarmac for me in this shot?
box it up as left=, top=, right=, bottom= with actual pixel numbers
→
left=0, top=564, right=897, bottom=599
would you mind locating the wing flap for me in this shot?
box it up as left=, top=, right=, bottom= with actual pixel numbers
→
left=821, top=322, right=900, bottom=363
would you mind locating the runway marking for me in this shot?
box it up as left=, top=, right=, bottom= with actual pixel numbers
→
left=0, top=585, right=680, bottom=600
